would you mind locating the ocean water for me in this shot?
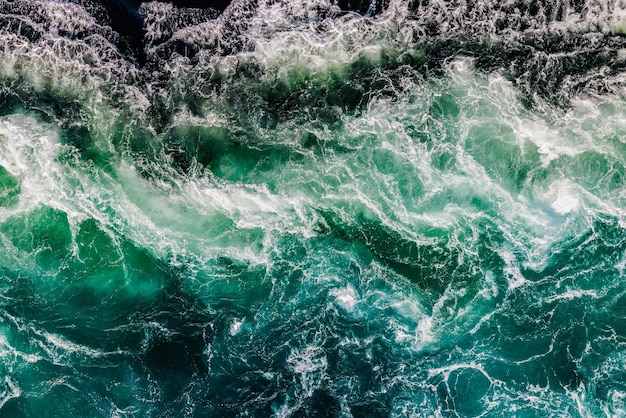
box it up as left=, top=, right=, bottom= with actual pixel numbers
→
left=0, top=0, right=626, bottom=416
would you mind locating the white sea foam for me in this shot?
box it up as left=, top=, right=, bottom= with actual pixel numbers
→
left=330, top=283, right=358, bottom=312
left=229, top=319, right=244, bottom=336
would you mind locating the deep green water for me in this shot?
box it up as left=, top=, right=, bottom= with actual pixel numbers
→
left=1, top=0, right=626, bottom=416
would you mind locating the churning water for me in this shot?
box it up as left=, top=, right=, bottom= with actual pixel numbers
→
left=1, top=0, right=626, bottom=416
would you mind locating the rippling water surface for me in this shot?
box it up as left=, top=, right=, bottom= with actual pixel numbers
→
left=1, top=0, right=626, bottom=416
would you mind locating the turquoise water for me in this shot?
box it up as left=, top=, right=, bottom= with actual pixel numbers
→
left=0, top=0, right=626, bottom=416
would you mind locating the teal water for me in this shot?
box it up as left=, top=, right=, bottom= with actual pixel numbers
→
left=1, top=0, right=626, bottom=416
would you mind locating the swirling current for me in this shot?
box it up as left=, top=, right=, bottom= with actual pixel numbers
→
left=1, top=0, right=626, bottom=416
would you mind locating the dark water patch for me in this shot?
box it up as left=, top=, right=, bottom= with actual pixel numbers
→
left=350, top=400, right=388, bottom=418
left=465, top=123, right=541, bottom=194
left=457, top=215, right=626, bottom=408
left=545, top=150, right=626, bottom=195
left=137, top=295, right=213, bottom=408
left=0, top=210, right=184, bottom=346
left=166, top=122, right=292, bottom=180
left=0, top=15, right=43, bottom=44
left=409, top=0, right=587, bottom=33
left=150, top=50, right=426, bottom=156
left=0, top=246, right=249, bottom=415
left=317, top=210, right=450, bottom=292
left=480, top=297, right=590, bottom=392
left=0, top=81, right=85, bottom=128
left=0, top=87, right=27, bottom=117
left=1, top=1, right=111, bottom=40
left=167, top=124, right=232, bottom=174
left=416, top=31, right=626, bottom=107
left=436, top=367, right=491, bottom=417
left=0, top=205, right=73, bottom=273
left=334, top=0, right=389, bottom=16
left=162, top=113, right=361, bottom=182
left=175, top=235, right=434, bottom=415
left=316, top=210, right=507, bottom=308
left=522, top=215, right=626, bottom=284
left=0, top=165, right=20, bottom=207
left=141, top=4, right=223, bottom=60
left=292, top=389, right=342, bottom=417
